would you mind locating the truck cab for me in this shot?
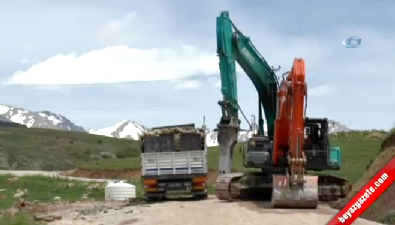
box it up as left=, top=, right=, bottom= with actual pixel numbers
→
left=140, top=124, right=208, bottom=201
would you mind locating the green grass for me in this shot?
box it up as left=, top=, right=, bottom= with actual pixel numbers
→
left=326, top=131, right=383, bottom=183
left=78, top=158, right=141, bottom=171
left=0, top=127, right=139, bottom=170
left=0, top=175, right=105, bottom=210
left=0, top=213, right=46, bottom=225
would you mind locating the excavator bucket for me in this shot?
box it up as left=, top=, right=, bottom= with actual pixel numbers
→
left=271, top=174, right=318, bottom=209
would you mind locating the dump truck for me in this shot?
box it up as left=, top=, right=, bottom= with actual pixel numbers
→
left=140, top=123, right=208, bottom=201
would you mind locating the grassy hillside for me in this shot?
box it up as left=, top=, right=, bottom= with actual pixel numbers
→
left=0, top=127, right=139, bottom=170
left=79, top=130, right=385, bottom=185
left=324, top=131, right=384, bottom=183
left=0, top=126, right=386, bottom=186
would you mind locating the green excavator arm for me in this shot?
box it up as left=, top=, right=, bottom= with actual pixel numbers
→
left=216, top=10, right=279, bottom=175
left=217, top=11, right=278, bottom=137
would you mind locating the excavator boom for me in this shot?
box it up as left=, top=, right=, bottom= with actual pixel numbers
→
left=271, top=58, right=318, bottom=208
left=216, top=10, right=278, bottom=175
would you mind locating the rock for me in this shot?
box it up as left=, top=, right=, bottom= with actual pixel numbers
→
left=34, top=213, right=47, bottom=221
left=80, top=209, right=90, bottom=215
left=44, top=216, right=55, bottom=222
left=0, top=189, right=6, bottom=192
left=54, top=196, right=61, bottom=202
left=103, top=209, right=108, bottom=213
left=100, top=151, right=117, bottom=159
left=66, top=183, right=75, bottom=188
left=14, top=193, right=22, bottom=198
left=89, top=154, right=101, bottom=160
left=125, top=210, right=134, bottom=214
left=53, top=214, right=62, bottom=220
left=7, top=177, right=19, bottom=183
left=13, top=188, right=27, bottom=198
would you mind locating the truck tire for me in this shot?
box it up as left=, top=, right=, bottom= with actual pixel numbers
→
left=145, top=196, right=160, bottom=202
left=194, top=193, right=208, bottom=200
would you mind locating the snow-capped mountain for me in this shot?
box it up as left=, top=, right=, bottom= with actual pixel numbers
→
left=328, top=120, right=351, bottom=133
left=205, top=129, right=255, bottom=147
left=0, top=104, right=85, bottom=132
left=88, top=120, right=147, bottom=140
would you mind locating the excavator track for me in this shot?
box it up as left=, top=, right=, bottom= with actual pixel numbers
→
left=214, top=172, right=352, bottom=206
left=317, top=174, right=352, bottom=202
left=215, top=173, right=244, bottom=201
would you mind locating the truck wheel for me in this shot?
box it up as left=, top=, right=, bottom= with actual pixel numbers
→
left=146, top=196, right=160, bottom=202
left=194, top=193, right=208, bottom=200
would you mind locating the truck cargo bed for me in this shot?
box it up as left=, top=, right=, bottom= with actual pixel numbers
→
left=141, top=151, right=207, bottom=176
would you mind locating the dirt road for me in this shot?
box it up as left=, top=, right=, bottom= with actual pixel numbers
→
left=0, top=170, right=116, bottom=183
left=47, top=196, right=381, bottom=225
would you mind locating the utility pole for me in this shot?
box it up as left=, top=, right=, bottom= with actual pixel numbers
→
left=202, top=115, right=206, bottom=130
left=251, top=115, right=256, bottom=134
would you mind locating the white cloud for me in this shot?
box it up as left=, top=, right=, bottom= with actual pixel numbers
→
left=4, top=45, right=218, bottom=86
left=309, top=85, right=338, bottom=96
left=174, top=80, right=202, bottom=90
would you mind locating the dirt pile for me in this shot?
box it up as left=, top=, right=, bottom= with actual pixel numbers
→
left=380, top=131, right=395, bottom=152
left=334, top=132, right=395, bottom=224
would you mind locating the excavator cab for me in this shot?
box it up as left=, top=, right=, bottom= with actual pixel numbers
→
left=304, top=117, right=341, bottom=171
left=242, top=136, right=272, bottom=169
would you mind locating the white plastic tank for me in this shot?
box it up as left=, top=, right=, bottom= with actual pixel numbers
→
left=105, top=181, right=136, bottom=201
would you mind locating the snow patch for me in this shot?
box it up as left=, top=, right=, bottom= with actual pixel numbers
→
left=89, top=120, right=146, bottom=140
left=119, top=122, right=144, bottom=139
left=47, top=115, right=62, bottom=125
left=0, top=105, right=10, bottom=114
left=26, top=119, right=35, bottom=128
left=10, top=110, right=27, bottom=124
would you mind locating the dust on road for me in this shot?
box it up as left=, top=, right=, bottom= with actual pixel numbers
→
left=48, top=196, right=381, bottom=225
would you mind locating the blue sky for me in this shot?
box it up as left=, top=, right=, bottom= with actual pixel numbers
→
left=0, top=0, right=394, bottom=131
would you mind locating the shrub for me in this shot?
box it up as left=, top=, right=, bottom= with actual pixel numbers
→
left=116, top=147, right=139, bottom=159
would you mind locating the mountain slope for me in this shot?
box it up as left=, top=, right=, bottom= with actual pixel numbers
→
left=0, top=104, right=85, bottom=132
left=88, top=120, right=147, bottom=140
left=87, top=119, right=350, bottom=146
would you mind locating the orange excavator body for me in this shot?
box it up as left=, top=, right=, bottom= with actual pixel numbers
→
left=271, top=58, right=318, bottom=208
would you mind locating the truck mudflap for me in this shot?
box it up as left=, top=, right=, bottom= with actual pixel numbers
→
left=271, top=174, right=318, bottom=209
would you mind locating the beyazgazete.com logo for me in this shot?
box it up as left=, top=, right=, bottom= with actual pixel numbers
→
left=342, top=36, right=362, bottom=48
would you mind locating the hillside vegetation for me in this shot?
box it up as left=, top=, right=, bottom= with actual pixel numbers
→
left=0, top=127, right=139, bottom=170
left=0, top=126, right=388, bottom=187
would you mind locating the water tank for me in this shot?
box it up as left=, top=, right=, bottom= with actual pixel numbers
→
left=105, top=181, right=136, bottom=201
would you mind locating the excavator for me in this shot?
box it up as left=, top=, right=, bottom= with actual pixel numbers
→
left=214, top=11, right=351, bottom=208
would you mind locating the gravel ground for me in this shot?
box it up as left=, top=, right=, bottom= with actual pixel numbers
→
left=46, top=196, right=381, bottom=225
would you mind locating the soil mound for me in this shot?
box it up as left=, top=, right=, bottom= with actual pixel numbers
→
left=334, top=132, right=395, bottom=224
